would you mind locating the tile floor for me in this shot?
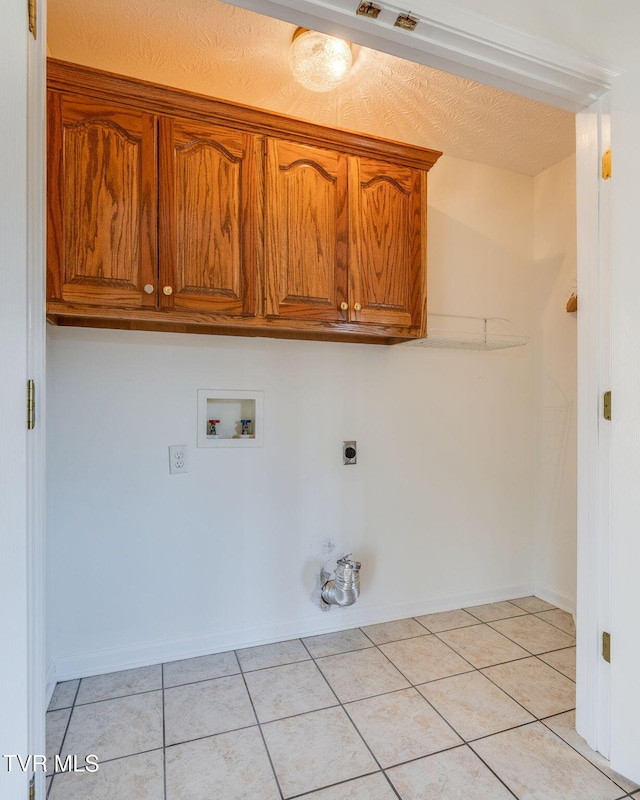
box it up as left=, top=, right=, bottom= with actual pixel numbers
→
left=46, top=596, right=638, bottom=799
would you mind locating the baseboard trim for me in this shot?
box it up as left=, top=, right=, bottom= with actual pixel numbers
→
left=52, top=581, right=535, bottom=681
left=534, top=583, right=576, bottom=615
left=45, top=659, right=57, bottom=706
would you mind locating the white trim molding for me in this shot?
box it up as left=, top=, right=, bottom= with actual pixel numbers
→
left=227, top=0, right=619, bottom=111
left=52, top=582, right=534, bottom=681
left=575, top=96, right=612, bottom=759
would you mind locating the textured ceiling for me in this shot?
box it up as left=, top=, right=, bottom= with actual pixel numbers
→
left=47, top=0, right=575, bottom=176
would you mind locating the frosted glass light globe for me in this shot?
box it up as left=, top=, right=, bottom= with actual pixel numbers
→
left=289, top=29, right=353, bottom=93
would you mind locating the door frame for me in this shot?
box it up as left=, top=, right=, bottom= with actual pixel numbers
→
left=12, top=0, right=616, bottom=789
left=1, top=0, right=46, bottom=796
left=575, top=95, right=612, bottom=758
left=27, top=0, right=48, bottom=794
left=227, top=0, right=616, bottom=757
left=0, top=0, right=47, bottom=798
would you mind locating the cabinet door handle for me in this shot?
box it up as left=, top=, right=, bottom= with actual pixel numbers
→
left=163, top=286, right=173, bottom=296
left=143, top=284, right=154, bottom=295
left=340, top=302, right=348, bottom=311
left=354, top=303, right=362, bottom=312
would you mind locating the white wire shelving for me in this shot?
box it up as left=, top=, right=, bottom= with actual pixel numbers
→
left=403, top=314, right=529, bottom=351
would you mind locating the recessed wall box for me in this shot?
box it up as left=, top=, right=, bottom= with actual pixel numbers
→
left=197, top=390, right=264, bottom=448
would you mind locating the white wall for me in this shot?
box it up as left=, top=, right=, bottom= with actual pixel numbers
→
left=533, top=155, right=577, bottom=607
left=47, top=154, right=543, bottom=678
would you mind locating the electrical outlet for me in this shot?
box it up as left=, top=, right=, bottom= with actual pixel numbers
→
left=343, top=440, right=357, bottom=465
left=169, top=444, right=189, bottom=474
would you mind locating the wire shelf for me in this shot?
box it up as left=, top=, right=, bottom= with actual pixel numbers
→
left=403, top=315, right=529, bottom=351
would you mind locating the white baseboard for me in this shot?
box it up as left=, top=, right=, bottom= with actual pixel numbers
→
left=52, top=581, right=535, bottom=682
left=45, top=659, right=57, bottom=706
left=534, top=583, right=576, bottom=616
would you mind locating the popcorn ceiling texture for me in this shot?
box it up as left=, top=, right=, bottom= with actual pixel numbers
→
left=47, top=0, right=575, bottom=175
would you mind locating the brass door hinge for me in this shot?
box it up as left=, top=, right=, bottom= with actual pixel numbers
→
left=602, top=148, right=612, bottom=180
left=27, top=380, right=35, bottom=430
left=602, top=631, right=611, bottom=663
left=28, top=0, right=36, bottom=38
left=603, top=390, right=612, bottom=421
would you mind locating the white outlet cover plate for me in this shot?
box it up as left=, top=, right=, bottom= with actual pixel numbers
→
left=169, top=444, right=189, bottom=474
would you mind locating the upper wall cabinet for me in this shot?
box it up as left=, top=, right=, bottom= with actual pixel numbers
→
left=158, top=117, right=260, bottom=317
left=47, top=60, right=441, bottom=344
left=349, top=157, right=425, bottom=330
left=265, top=138, right=348, bottom=323
left=47, top=92, right=157, bottom=310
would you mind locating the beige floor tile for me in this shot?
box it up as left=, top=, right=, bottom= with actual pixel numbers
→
left=414, top=608, right=479, bottom=633
left=510, top=595, right=556, bottom=612
left=302, top=773, right=397, bottom=800
left=49, top=749, right=163, bottom=800
left=361, top=618, right=428, bottom=644
left=490, top=614, right=575, bottom=654
left=76, top=665, right=162, bottom=705
left=236, top=639, right=309, bottom=672
left=417, top=670, right=534, bottom=740
left=380, top=635, right=473, bottom=684
left=536, top=608, right=577, bottom=636
left=245, top=660, right=337, bottom=722
left=437, top=623, right=529, bottom=668
left=387, top=745, right=515, bottom=800
left=316, top=647, right=409, bottom=703
left=471, top=722, right=623, bottom=800
left=48, top=680, right=79, bottom=711
left=46, top=708, right=71, bottom=771
left=163, top=651, right=239, bottom=688
left=463, top=600, right=528, bottom=622
left=63, top=691, right=163, bottom=762
left=165, top=727, right=279, bottom=800
left=164, top=674, right=255, bottom=745
left=303, top=628, right=373, bottom=658
left=482, top=657, right=575, bottom=718
left=544, top=711, right=639, bottom=793
left=539, top=647, right=576, bottom=681
left=262, top=706, right=378, bottom=798
left=345, top=687, right=461, bottom=767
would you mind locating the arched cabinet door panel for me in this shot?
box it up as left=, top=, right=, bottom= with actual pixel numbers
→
left=47, top=92, right=157, bottom=309
left=348, top=156, right=426, bottom=331
left=265, top=138, right=348, bottom=322
left=159, top=117, right=260, bottom=316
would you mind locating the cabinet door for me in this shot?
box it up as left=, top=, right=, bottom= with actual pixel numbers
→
left=265, top=139, right=348, bottom=322
left=349, top=156, right=426, bottom=331
left=47, top=92, right=157, bottom=308
left=159, top=117, right=259, bottom=316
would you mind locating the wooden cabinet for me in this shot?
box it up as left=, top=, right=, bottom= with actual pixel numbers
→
left=265, top=139, right=348, bottom=323
left=265, top=143, right=426, bottom=332
left=349, top=157, right=425, bottom=330
left=47, top=92, right=157, bottom=309
left=159, top=117, right=260, bottom=317
left=47, top=60, right=441, bottom=344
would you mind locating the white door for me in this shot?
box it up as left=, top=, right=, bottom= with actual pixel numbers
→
left=0, top=0, right=46, bottom=797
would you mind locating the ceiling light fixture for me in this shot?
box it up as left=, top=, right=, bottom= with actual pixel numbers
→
left=289, top=27, right=353, bottom=93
